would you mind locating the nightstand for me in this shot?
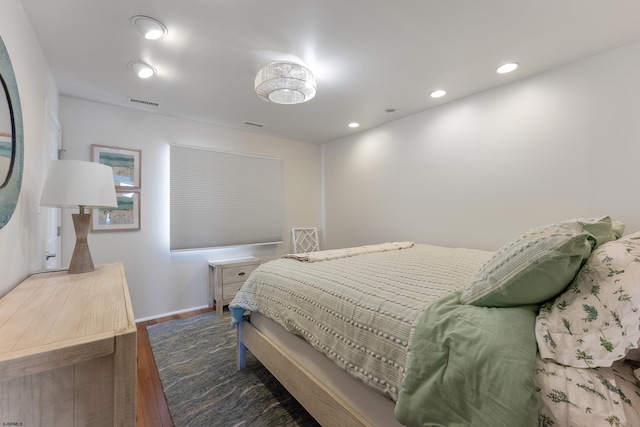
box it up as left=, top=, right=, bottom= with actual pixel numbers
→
left=208, top=256, right=261, bottom=312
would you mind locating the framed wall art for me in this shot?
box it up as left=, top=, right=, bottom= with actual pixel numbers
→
left=91, top=144, right=141, bottom=189
left=91, top=191, right=140, bottom=231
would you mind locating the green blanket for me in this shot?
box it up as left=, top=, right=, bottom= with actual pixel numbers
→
left=394, top=292, right=539, bottom=427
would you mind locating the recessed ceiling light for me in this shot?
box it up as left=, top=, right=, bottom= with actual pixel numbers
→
left=131, top=15, right=168, bottom=40
left=128, top=61, right=156, bottom=78
left=430, top=89, right=447, bottom=98
left=496, top=62, right=519, bottom=74
left=348, top=122, right=360, bottom=128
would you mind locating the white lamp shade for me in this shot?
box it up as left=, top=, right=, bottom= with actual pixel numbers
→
left=40, top=160, right=118, bottom=209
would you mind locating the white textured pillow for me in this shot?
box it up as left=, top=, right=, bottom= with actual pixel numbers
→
left=536, top=231, right=640, bottom=368
left=460, top=217, right=618, bottom=307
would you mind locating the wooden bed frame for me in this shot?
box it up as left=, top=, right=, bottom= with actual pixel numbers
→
left=236, top=316, right=402, bottom=427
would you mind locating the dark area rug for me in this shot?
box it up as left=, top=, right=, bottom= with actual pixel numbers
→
left=147, top=311, right=320, bottom=427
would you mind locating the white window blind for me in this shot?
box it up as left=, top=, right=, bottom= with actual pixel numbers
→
left=170, top=145, right=283, bottom=251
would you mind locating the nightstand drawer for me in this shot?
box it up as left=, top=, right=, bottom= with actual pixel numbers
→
left=222, top=281, right=245, bottom=300
left=222, top=264, right=259, bottom=285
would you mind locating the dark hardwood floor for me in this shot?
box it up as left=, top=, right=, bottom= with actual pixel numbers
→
left=136, top=307, right=215, bottom=427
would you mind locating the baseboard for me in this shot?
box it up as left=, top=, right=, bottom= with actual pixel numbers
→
left=135, top=304, right=210, bottom=323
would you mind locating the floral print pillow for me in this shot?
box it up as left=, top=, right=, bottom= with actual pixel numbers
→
left=536, top=232, right=640, bottom=368
left=534, top=356, right=640, bottom=427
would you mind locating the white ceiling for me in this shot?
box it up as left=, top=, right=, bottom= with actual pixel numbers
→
left=19, top=0, right=640, bottom=144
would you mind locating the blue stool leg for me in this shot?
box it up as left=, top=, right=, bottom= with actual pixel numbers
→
left=230, top=306, right=248, bottom=370
left=237, top=320, right=247, bottom=370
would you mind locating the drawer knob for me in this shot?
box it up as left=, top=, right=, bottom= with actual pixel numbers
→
left=238, top=272, right=246, bottom=276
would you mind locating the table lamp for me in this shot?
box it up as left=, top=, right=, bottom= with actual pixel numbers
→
left=40, top=160, right=118, bottom=274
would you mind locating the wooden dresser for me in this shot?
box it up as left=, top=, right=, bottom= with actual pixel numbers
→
left=0, top=263, right=136, bottom=426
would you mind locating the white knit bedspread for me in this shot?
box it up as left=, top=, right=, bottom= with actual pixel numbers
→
left=230, top=243, right=494, bottom=401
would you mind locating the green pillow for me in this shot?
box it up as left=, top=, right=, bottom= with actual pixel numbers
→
left=460, top=216, right=619, bottom=307
left=581, top=217, right=624, bottom=246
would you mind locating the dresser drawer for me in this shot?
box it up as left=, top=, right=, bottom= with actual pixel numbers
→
left=222, top=264, right=259, bottom=285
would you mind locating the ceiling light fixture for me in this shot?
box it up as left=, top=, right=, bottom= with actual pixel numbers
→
left=496, top=62, right=519, bottom=74
left=131, top=15, right=168, bottom=40
left=128, top=61, right=156, bottom=79
left=348, top=122, right=360, bottom=128
left=430, top=89, right=447, bottom=98
left=255, top=62, right=316, bottom=105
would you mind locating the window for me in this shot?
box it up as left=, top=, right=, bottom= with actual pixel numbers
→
left=170, top=145, right=283, bottom=250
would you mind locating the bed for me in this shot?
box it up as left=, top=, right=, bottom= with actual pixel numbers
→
left=229, top=216, right=640, bottom=427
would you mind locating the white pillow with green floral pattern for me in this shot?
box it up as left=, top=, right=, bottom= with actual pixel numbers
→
left=534, top=356, right=639, bottom=427
left=536, top=231, right=640, bottom=368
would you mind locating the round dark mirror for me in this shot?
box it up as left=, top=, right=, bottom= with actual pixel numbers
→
left=0, top=36, right=23, bottom=229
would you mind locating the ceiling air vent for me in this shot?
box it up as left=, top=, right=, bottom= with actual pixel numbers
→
left=244, top=121, right=264, bottom=128
left=128, top=97, right=159, bottom=107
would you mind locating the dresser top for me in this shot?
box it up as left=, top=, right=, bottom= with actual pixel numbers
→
left=0, top=263, right=135, bottom=360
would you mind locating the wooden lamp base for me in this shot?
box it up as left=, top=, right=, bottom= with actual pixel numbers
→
left=69, top=212, right=95, bottom=274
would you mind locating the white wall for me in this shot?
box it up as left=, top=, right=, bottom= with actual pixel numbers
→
left=0, top=0, right=58, bottom=296
left=59, top=97, right=322, bottom=320
left=323, top=41, right=640, bottom=252
left=10, top=0, right=640, bottom=320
